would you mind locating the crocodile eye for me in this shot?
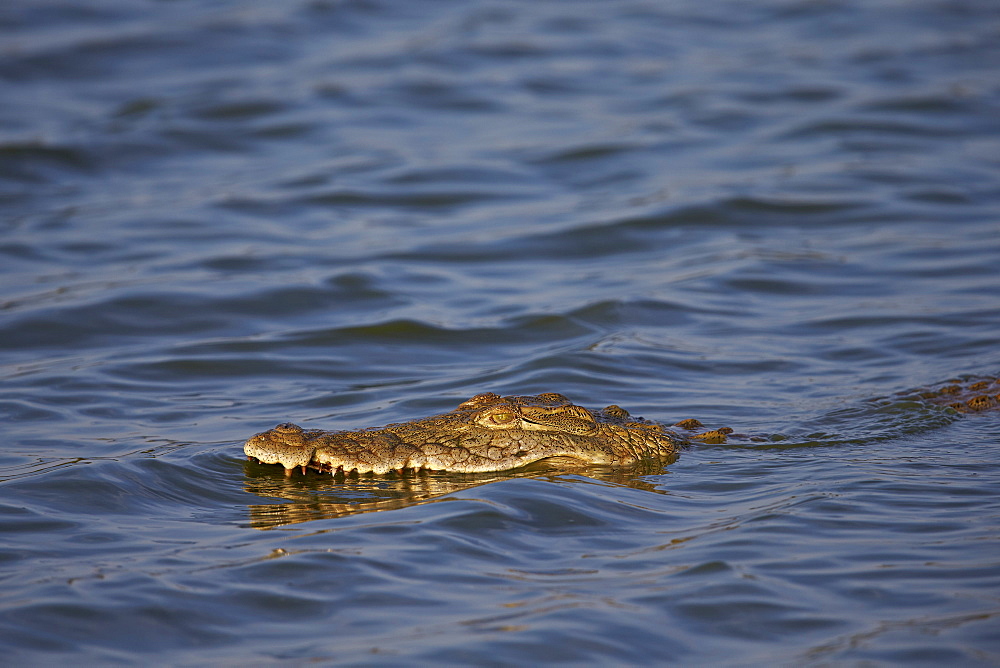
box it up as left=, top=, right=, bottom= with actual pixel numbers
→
left=490, top=412, right=515, bottom=424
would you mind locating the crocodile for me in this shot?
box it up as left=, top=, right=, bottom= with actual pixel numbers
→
left=244, top=376, right=1000, bottom=477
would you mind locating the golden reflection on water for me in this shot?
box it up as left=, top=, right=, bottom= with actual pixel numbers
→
left=242, top=457, right=671, bottom=528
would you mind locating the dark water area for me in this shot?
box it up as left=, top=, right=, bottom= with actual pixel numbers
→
left=3, top=0, right=1000, bottom=664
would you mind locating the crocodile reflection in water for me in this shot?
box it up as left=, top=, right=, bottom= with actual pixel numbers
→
left=243, top=463, right=665, bottom=529
left=245, top=376, right=1000, bottom=477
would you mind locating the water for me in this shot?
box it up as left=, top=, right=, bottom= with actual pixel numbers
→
left=2, top=0, right=1000, bottom=664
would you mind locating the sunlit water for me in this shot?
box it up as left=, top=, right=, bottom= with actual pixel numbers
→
left=2, top=0, right=1000, bottom=664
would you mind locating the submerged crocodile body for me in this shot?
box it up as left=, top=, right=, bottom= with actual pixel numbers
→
left=244, top=376, right=1000, bottom=476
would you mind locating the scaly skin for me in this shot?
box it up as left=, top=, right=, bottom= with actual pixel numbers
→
left=894, top=376, right=1000, bottom=413
left=244, top=391, right=728, bottom=475
left=244, top=377, right=1000, bottom=476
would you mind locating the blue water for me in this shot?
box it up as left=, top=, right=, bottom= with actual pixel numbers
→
left=2, top=0, right=1000, bottom=664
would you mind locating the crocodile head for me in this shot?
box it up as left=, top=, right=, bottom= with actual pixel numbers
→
left=244, top=376, right=1000, bottom=479
left=244, top=392, right=694, bottom=475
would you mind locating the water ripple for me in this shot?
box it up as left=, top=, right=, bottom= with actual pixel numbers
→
left=2, top=0, right=1000, bottom=664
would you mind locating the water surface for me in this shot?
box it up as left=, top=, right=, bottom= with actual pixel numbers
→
left=2, top=0, right=1000, bottom=664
